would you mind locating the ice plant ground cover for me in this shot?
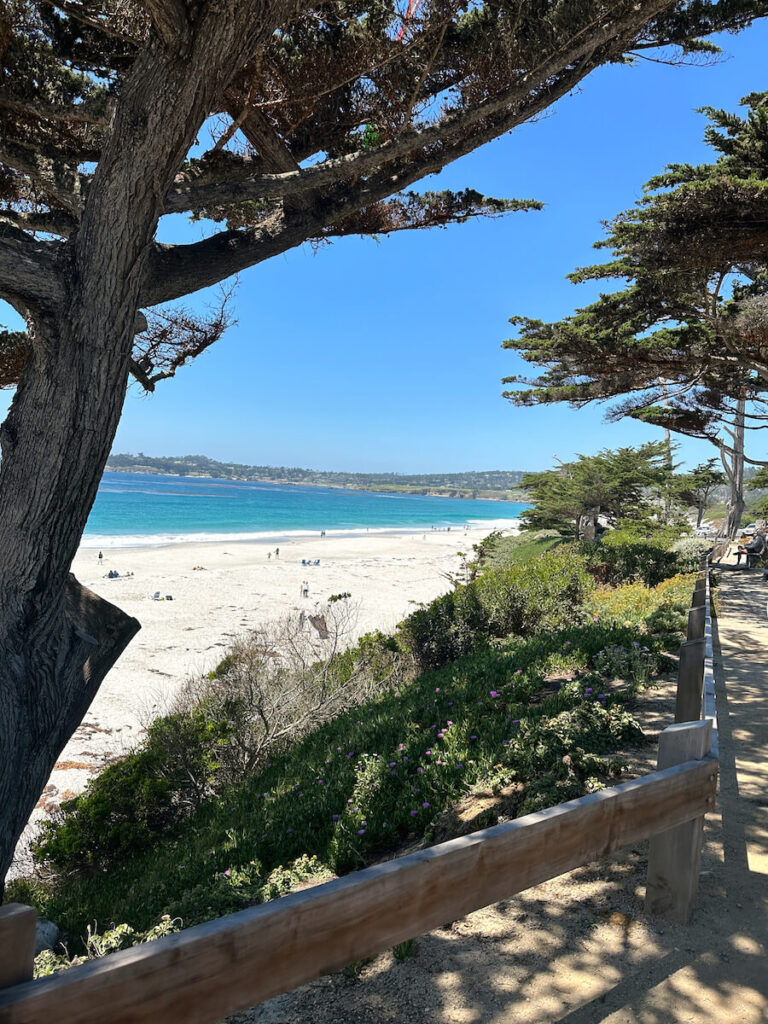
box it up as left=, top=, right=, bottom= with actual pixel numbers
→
left=9, top=561, right=697, bottom=957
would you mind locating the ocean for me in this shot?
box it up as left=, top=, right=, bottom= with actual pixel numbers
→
left=83, top=472, right=528, bottom=548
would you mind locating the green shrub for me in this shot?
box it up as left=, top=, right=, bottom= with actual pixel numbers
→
left=398, top=546, right=593, bottom=671
left=33, top=712, right=228, bottom=871
left=580, top=530, right=679, bottom=587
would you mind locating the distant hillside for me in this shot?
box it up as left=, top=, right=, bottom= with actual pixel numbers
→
left=105, top=454, right=528, bottom=500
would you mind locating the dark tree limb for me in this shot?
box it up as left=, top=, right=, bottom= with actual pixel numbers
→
left=0, top=208, right=77, bottom=238
left=0, top=227, right=65, bottom=309
left=0, top=91, right=112, bottom=127
left=0, top=139, right=86, bottom=212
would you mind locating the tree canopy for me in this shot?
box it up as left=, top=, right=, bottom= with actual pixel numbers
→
left=3, top=1, right=768, bottom=388
left=521, top=442, right=673, bottom=540
left=503, top=90, right=768, bottom=535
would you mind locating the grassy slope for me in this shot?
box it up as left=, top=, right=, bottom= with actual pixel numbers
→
left=15, top=573, right=695, bottom=947
left=476, top=530, right=563, bottom=571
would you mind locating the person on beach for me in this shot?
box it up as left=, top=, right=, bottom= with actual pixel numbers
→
left=267, top=551, right=271, bottom=559
left=275, top=547, right=280, bottom=558
left=98, top=550, right=103, bottom=564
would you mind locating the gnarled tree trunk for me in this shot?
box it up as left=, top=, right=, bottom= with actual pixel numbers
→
left=0, top=0, right=296, bottom=884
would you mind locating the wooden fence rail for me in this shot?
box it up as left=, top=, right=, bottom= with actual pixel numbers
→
left=0, top=560, right=720, bottom=1024
left=0, top=747, right=716, bottom=1024
left=645, top=555, right=718, bottom=920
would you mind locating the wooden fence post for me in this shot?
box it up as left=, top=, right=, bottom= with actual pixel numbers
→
left=674, top=637, right=705, bottom=723
left=691, top=578, right=706, bottom=608
left=687, top=605, right=706, bottom=641
left=645, top=720, right=715, bottom=923
left=0, top=904, right=36, bottom=991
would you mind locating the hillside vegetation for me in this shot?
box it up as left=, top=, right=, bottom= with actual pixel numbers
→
left=106, top=454, right=527, bottom=499
left=8, top=524, right=710, bottom=975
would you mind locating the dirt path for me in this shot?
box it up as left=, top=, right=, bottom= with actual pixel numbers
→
left=229, top=572, right=768, bottom=1024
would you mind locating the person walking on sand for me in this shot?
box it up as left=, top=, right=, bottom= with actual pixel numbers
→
left=267, top=551, right=271, bottom=560
left=275, top=547, right=280, bottom=558
left=98, top=550, right=103, bottom=565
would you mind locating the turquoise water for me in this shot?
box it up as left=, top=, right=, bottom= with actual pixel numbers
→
left=84, top=472, right=528, bottom=548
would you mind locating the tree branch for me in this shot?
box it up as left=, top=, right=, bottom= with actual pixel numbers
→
left=0, top=208, right=77, bottom=238
left=0, top=91, right=112, bottom=127
left=166, top=0, right=674, bottom=215
left=40, top=0, right=140, bottom=44
left=0, top=138, right=86, bottom=212
left=0, top=226, right=65, bottom=309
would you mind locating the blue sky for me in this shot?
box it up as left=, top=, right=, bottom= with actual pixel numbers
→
left=3, top=21, right=767, bottom=473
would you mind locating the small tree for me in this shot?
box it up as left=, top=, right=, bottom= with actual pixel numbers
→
left=675, top=459, right=727, bottom=527
left=521, top=443, right=672, bottom=540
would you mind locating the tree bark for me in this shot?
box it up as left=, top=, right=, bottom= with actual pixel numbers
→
left=721, top=397, right=746, bottom=540
left=0, top=0, right=299, bottom=884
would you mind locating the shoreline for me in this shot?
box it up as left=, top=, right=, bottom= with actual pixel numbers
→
left=104, top=466, right=527, bottom=502
left=80, top=518, right=522, bottom=549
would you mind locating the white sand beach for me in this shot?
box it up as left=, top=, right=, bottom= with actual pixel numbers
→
left=19, top=522, right=518, bottom=862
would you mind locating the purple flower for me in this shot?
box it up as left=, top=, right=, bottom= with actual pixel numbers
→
left=490, top=691, right=500, bottom=698
left=389, top=762, right=397, bottom=767
left=224, top=869, right=231, bottom=877
left=410, top=810, right=418, bottom=816
left=422, top=802, right=430, bottom=808
left=332, top=814, right=339, bottom=820
left=435, top=687, right=440, bottom=692
left=318, top=780, right=324, bottom=785
left=403, top=756, right=408, bottom=761
left=425, top=749, right=432, bottom=756
left=357, top=829, right=366, bottom=835
left=516, top=669, right=523, bottom=675
left=470, top=735, right=477, bottom=740
left=417, top=766, right=424, bottom=774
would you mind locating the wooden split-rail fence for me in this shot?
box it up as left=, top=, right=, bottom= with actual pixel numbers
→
left=0, top=558, right=719, bottom=1024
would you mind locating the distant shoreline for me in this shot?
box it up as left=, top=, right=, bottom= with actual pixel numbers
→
left=105, top=455, right=529, bottom=501
left=104, top=465, right=527, bottom=502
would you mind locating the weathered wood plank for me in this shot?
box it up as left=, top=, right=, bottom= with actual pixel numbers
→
left=687, top=605, right=705, bottom=641
left=0, top=760, right=716, bottom=1024
left=674, top=637, right=705, bottom=723
left=0, top=905, right=36, bottom=991
left=646, top=721, right=714, bottom=923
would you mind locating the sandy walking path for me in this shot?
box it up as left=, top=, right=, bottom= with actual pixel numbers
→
left=233, top=568, right=768, bottom=1024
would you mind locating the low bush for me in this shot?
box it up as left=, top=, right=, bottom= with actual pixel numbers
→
left=33, top=712, right=229, bottom=871
left=397, top=546, right=594, bottom=671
